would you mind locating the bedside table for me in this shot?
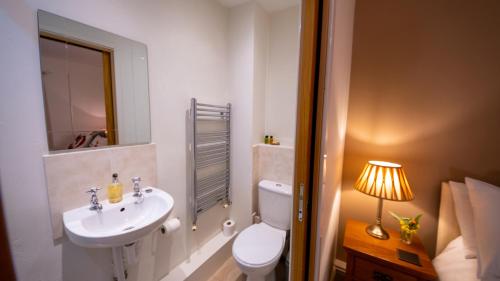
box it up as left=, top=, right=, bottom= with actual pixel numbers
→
left=343, top=220, right=437, bottom=281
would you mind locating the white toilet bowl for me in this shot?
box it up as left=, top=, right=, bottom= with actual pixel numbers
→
left=232, top=180, right=291, bottom=281
left=232, top=223, right=286, bottom=281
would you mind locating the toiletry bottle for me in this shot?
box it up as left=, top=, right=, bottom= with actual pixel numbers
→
left=264, top=135, right=269, bottom=144
left=107, top=173, right=123, bottom=203
left=270, top=135, right=274, bottom=145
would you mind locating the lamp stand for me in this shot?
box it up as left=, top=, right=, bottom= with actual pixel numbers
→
left=366, top=198, right=389, bottom=240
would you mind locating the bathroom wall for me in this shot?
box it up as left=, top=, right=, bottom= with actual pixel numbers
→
left=243, top=3, right=300, bottom=147
left=151, top=2, right=234, bottom=279
left=226, top=1, right=255, bottom=237
left=247, top=4, right=300, bottom=214
left=0, top=1, right=253, bottom=281
left=251, top=4, right=269, bottom=145
left=254, top=145, right=295, bottom=186
left=264, top=5, right=300, bottom=146
left=252, top=144, right=295, bottom=212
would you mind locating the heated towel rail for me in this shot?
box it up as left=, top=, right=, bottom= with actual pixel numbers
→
left=189, top=98, right=231, bottom=230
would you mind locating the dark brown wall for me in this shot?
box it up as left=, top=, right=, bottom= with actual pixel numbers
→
left=338, top=0, right=500, bottom=260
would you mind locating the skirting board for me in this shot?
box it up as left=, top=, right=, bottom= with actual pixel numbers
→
left=334, top=259, right=346, bottom=272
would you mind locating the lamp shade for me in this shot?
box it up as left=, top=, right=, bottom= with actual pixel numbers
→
left=354, top=160, right=414, bottom=201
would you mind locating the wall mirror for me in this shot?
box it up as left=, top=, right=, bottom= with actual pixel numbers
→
left=37, top=10, right=151, bottom=152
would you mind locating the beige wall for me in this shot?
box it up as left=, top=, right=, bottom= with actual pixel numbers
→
left=314, top=0, right=355, bottom=280
left=337, top=0, right=500, bottom=261
left=252, top=144, right=295, bottom=212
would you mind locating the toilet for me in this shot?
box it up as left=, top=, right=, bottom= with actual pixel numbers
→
left=232, top=180, right=292, bottom=281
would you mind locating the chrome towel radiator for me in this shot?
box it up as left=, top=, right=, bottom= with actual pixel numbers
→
left=189, top=98, right=231, bottom=230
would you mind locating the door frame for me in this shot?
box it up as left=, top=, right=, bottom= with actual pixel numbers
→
left=291, top=0, right=331, bottom=280
left=0, top=179, right=16, bottom=280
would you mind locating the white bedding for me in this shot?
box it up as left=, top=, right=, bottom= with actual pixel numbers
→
left=433, top=236, right=479, bottom=281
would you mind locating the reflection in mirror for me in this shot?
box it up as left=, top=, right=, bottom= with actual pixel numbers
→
left=39, top=36, right=116, bottom=149
left=38, top=10, right=151, bottom=152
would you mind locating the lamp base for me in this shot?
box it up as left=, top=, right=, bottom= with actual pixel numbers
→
left=366, top=224, right=389, bottom=240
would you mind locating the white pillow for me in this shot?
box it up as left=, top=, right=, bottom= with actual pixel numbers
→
left=449, top=181, right=477, bottom=258
left=465, top=177, right=500, bottom=280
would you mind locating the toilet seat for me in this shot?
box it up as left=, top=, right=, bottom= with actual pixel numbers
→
left=232, top=223, right=286, bottom=267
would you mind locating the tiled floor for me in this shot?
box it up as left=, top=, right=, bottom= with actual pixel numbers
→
left=208, top=257, right=244, bottom=281
left=208, top=256, right=289, bottom=281
left=275, top=258, right=289, bottom=280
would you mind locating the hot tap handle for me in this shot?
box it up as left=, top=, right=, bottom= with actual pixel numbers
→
left=131, top=177, right=141, bottom=184
left=86, top=187, right=101, bottom=194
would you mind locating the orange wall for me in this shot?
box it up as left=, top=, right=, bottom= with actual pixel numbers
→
left=338, top=0, right=500, bottom=260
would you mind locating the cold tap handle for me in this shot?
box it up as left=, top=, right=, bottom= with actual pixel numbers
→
left=86, top=187, right=101, bottom=194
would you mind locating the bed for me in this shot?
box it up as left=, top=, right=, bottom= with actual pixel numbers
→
left=433, top=182, right=479, bottom=281
left=433, top=177, right=500, bottom=281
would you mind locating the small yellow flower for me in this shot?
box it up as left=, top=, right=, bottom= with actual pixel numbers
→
left=390, top=211, right=422, bottom=233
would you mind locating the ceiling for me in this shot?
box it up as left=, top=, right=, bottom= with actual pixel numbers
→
left=217, top=0, right=300, bottom=13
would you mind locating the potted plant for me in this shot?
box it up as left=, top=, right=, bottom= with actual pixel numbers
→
left=389, top=211, right=422, bottom=245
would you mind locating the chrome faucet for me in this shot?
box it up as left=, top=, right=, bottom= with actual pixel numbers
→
left=86, top=187, right=102, bottom=211
left=132, top=176, right=144, bottom=204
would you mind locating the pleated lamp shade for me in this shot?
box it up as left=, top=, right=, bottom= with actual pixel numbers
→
left=354, top=160, right=414, bottom=201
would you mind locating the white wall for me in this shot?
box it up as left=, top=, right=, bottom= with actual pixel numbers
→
left=314, top=0, right=356, bottom=280
left=238, top=3, right=301, bottom=148
left=149, top=2, right=233, bottom=280
left=251, top=3, right=269, bottom=145
left=0, top=1, right=248, bottom=281
left=227, top=2, right=256, bottom=232
left=264, top=5, right=300, bottom=146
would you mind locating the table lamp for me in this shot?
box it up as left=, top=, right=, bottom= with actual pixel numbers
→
left=353, top=160, right=414, bottom=239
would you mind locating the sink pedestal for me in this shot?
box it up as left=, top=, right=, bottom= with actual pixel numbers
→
left=112, top=247, right=126, bottom=281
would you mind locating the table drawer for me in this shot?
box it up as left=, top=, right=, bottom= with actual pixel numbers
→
left=353, top=257, right=417, bottom=281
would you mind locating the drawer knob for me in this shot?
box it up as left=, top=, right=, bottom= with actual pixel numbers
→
left=373, top=270, right=393, bottom=281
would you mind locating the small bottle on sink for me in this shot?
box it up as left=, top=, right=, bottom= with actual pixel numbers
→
left=107, top=173, right=123, bottom=203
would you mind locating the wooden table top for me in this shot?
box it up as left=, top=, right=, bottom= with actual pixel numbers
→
left=343, top=219, right=438, bottom=280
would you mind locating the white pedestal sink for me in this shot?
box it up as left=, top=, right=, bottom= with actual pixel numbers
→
left=63, top=187, right=174, bottom=281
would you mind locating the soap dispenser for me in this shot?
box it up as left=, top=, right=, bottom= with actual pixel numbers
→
left=107, top=173, right=123, bottom=203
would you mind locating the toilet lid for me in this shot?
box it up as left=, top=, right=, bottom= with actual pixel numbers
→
left=233, top=223, right=285, bottom=266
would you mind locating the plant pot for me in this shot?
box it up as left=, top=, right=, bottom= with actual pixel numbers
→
left=400, top=229, right=414, bottom=245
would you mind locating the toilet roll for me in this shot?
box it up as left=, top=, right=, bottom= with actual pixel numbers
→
left=222, top=219, right=236, bottom=237
left=161, top=218, right=181, bottom=235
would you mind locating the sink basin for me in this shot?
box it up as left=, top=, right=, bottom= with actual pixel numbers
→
left=63, top=187, right=174, bottom=248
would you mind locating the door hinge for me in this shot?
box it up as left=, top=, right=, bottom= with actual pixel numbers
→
left=298, top=183, right=304, bottom=222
